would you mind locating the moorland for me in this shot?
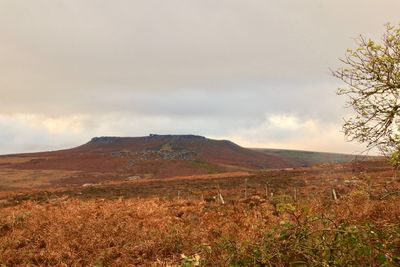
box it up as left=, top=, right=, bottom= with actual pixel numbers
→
left=0, top=135, right=399, bottom=266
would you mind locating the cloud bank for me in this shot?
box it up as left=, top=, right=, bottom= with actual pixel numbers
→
left=1, top=0, right=399, bottom=154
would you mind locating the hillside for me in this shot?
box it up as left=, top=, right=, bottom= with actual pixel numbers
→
left=12, top=134, right=302, bottom=170
left=0, top=135, right=302, bottom=189
left=253, top=148, right=359, bottom=167
left=0, top=135, right=369, bottom=190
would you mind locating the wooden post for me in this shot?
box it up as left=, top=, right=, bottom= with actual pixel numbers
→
left=244, top=178, right=248, bottom=199
left=294, top=188, right=297, bottom=202
left=219, top=193, right=225, bottom=205
left=265, top=185, right=268, bottom=198
left=332, top=189, right=338, bottom=201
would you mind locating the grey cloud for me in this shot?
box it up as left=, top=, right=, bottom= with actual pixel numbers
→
left=0, top=0, right=399, bottom=153
left=2, top=0, right=399, bottom=96
left=0, top=80, right=344, bottom=123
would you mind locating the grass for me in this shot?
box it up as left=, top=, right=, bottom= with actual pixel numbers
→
left=0, top=169, right=82, bottom=190
left=190, top=160, right=223, bottom=174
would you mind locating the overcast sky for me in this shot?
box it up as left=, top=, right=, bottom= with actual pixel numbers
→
left=0, top=0, right=399, bottom=154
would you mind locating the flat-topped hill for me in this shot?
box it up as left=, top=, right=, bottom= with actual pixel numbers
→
left=0, top=134, right=363, bottom=189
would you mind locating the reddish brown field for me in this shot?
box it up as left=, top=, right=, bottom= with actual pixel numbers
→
left=0, top=159, right=399, bottom=266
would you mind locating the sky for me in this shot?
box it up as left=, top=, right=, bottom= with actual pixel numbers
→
left=0, top=0, right=399, bottom=155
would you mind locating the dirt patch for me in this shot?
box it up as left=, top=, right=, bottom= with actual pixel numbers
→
left=0, top=168, right=83, bottom=190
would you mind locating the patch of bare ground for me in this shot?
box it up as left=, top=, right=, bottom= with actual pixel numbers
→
left=0, top=169, right=84, bottom=190
left=0, top=156, right=55, bottom=165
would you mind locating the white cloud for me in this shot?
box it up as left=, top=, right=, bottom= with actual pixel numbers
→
left=222, top=114, right=365, bottom=154
left=0, top=114, right=88, bottom=154
left=268, top=115, right=306, bottom=130
left=0, top=112, right=366, bottom=154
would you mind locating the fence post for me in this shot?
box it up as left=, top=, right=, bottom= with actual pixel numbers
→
left=244, top=178, right=248, bottom=199
left=219, top=193, right=225, bottom=205
left=332, top=189, right=338, bottom=201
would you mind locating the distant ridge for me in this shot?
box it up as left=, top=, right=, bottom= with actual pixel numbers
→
left=87, top=134, right=207, bottom=145
left=0, top=134, right=298, bottom=179
left=253, top=148, right=358, bottom=167
left=75, top=134, right=300, bottom=169
left=0, top=134, right=364, bottom=186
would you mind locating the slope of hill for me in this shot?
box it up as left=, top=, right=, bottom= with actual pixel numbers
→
left=253, top=148, right=358, bottom=167
left=0, top=135, right=303, bottom=188
left=13, top=134, right=302, bottom=170
left=0, top=134, right=370, bottom=190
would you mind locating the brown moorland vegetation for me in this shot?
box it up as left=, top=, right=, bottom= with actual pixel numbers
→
left=0, top=135, right=369, bottom=192
left=0, top=160, right=399, bottom=266
left=0, top=135, right=310, bottom=190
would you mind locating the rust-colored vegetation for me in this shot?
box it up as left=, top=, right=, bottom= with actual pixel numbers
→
left=0, top=135, right=306, bottom=190
left=1, top=160, right=399, bottom=266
